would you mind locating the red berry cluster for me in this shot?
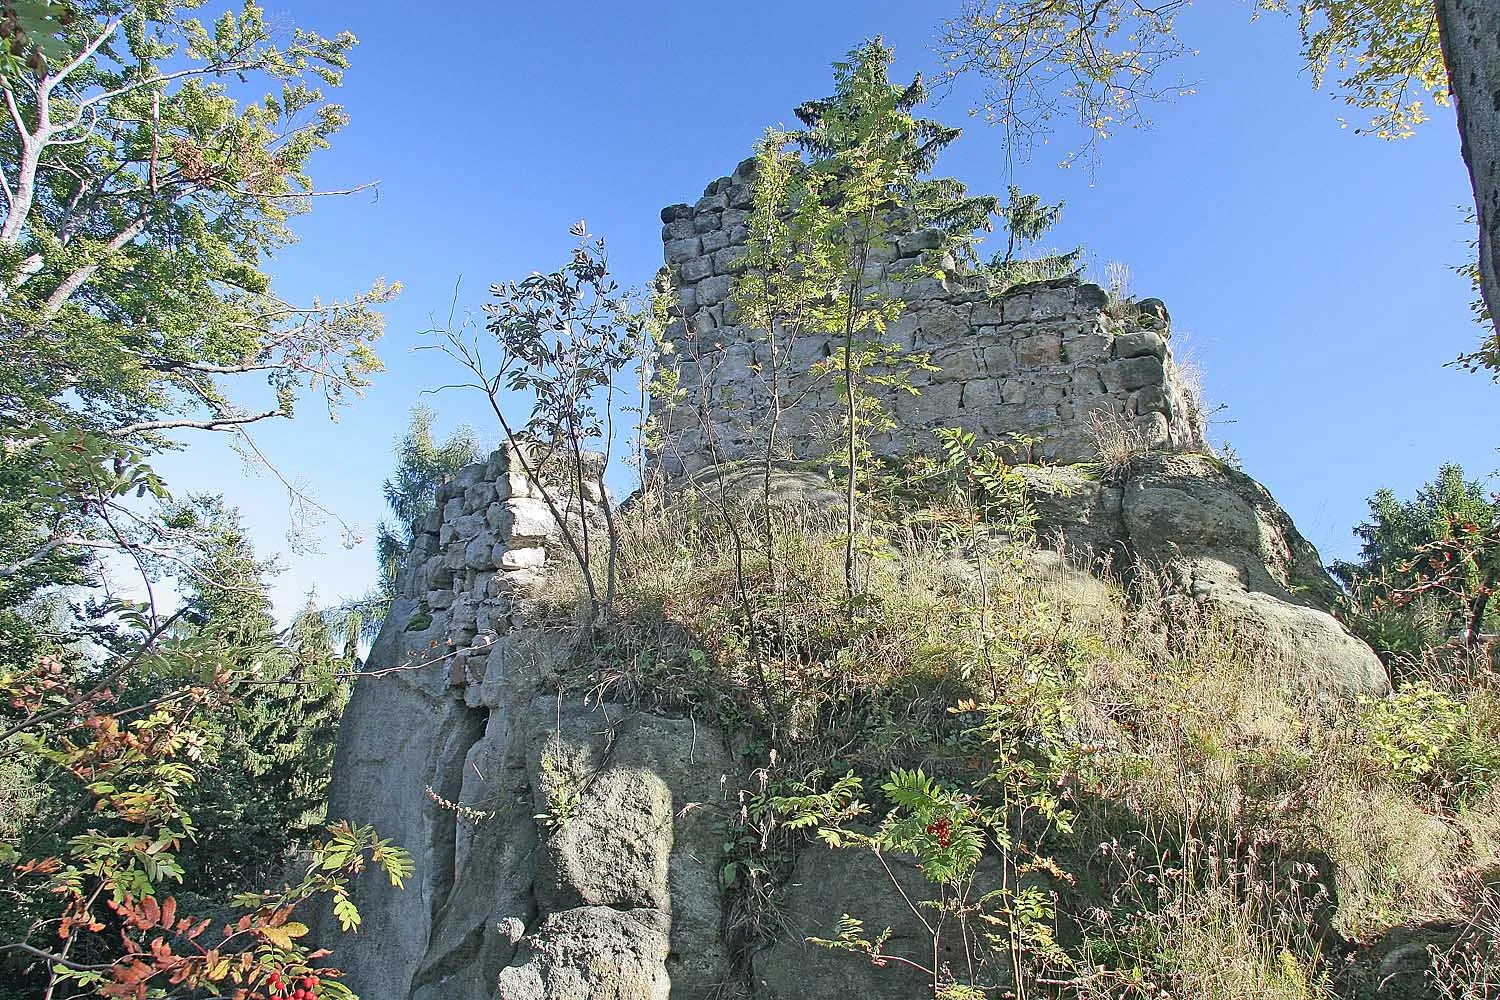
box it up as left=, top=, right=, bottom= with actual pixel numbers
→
left=925, top=816, right=953, bottom=847
left=264, top=972, right=320, bottom=1000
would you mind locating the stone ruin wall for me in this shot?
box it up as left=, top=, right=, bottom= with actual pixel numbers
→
left=395, top=444, right=600, bottom=674
left=324, top=445, right=738, bottom=999
left=649, top=158, right=1207, bottom=480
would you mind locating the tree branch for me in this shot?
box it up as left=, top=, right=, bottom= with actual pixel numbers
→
left=105, top=410, right=285, bottom=438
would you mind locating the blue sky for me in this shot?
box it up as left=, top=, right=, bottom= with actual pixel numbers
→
left=149, top=1, right=1496, bottom=619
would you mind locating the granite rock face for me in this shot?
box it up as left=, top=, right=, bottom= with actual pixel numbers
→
left=1020, top=453, right=1390, bottom=696
left=321, top=447, right=738, bottom=1000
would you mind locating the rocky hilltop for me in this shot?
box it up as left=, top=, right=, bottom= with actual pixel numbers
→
left=320, top=169, right=1395, bottom=999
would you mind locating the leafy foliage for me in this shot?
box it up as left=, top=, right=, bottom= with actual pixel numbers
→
left=432, top=224, right=646, bottom=618
left=1359, top=681, right=1500, bottom=811
left=0, top=607, right=407, bottom=998
left=0, top=0, right=395, bottom=589
left=375, top=406, right=479, bottom=599
left=741, top=39, right=1004, bottom=599
left=1333, top=463, right=1500, bottom=661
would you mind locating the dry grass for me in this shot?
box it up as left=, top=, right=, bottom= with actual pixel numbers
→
left=1086, top=407, right=1153, bottom=475
left=1103, top=259, right=1136, bottom=322
left=534, top=489, right=1500, bottom=995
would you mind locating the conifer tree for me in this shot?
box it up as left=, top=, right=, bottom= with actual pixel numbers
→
left=168, top=498, right=351, bottom=896
left=772, top=39, right=1000, bottom=597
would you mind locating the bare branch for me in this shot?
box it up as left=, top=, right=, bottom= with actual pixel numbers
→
left=105, top=410, right=285, bottom=438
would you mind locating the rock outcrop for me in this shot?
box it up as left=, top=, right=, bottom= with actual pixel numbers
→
left=322, top=448, right=738, bottom=1000
left=322, top=165, right=1390, bottom=1000
left=1020, top=453, right=1389, bottom=695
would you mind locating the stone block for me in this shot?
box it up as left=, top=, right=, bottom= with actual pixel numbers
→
left=896, top=229, right=944, bottom=255
left=422, top=555, right=453, bottom=592
left=451, top=512, right=486, bottom=540
left=713, top=246, right=748, bottom=274
left=732, top=156, right=758, bottom=183
left=700, top=230, right=730, bottom=253
left=929, top=345, right=983, bottom=381
left=693, top=305, right=722, bottom=331
left=464, top=481, right=496, bottom=508
left=502, top=497, right=557, bottom=542
left=696, top=273, right=731, bottom=306
left=661, top=218, right=695, bottom=242
left=678, top=256, right=712, bottom=283
left=1114, top=330, right=1167, bottom=360
left=695, top=192, right=728, bottom=213
left=464, top=531, right=498, bottom=570
left=664, top=237, right=701, bottom=265
left=727, top=182, right=754, bottom=209
left=450, top=595, right=477, bottom=631
left=500, top=546, right=547, bottom=571
left=894, top=381, right=962, bottom=425
left=1070, top=367, right=1106, bottom=394
left=1066, top=333, right=1113, bottom=363
left=427, top=588, right=455, bottom=611
left=970, top=303, right=1004, bottom=326
left=446, top=651, right=467, bottom=687
left=1103, top=356, right=1166, bottom=393
left=911, top=305, right=969, bottom=346
left=1001, top=293, right=1032, bottom=323
left=1133, top=385, right=1169, bottom=415
left=1029, top=287, right=1073, bottom=321
left=960, top=378, right=1001, bottom=409
left=899, top=275, right=949, bottom=302
left=1017, top=332, right=1063, bottom=366
left=1077, top=283, right=1110, bottom=312
left=982, top=342, right=1017, bottom=374
left=693, top=211, right=721, bottom=235
left=660, top=203, right=693, bottom=223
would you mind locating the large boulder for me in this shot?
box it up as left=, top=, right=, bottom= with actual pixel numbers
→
left=1020, top=453, right=1389, bottom=696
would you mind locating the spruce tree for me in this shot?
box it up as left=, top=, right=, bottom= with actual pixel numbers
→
left=168, top=498, right=351, bottom=897
left=778, top=39, right=1001, bottom=597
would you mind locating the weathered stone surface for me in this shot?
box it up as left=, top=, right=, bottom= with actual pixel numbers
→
left=678, top=255, right=713, bottom=283
left=1017, top=453, right=1389, bottom=696
left=323, top=446, right=739, bottom=1000
left=664, top=237, right=701, bottom=265
left=1114, top=330, right=1167, bottom=360
left=500, top=546, right=547, bottom=571
left=650, top=166, right=1203, bottom=479
left=752, top=849, right=943, bottom=999
left=495, top=907, right=672, bottom=1000
left=696, top=273, right=731, bottom=306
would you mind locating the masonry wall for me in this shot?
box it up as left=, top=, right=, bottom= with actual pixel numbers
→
left=649, top=159, right=1206, bottom=480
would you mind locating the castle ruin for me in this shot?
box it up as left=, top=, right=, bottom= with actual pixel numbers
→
left=648, top=158, right=1206, bottom=480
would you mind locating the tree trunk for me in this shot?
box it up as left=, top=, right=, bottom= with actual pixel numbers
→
left=1436, top=0, right=1500, bottom=336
